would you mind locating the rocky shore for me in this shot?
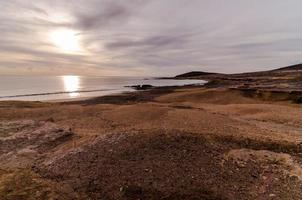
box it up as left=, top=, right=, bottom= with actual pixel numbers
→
left=1, top=64, right=302, bottom=199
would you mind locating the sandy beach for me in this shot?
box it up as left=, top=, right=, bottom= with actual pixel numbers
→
left=1, top=66, right=302, bottom=199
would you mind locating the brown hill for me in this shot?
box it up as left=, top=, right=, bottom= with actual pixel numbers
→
left=175, top=71, right=219, bottom=78
left=175, top=63, right=302, bottom=79
left=273, top=63, right=302, bottom=71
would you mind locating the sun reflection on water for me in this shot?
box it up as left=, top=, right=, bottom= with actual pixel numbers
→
left=62, top=75, right=80, bottom=98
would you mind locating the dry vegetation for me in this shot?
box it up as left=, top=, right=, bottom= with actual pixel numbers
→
left=1, top=85, right=302, bottom=199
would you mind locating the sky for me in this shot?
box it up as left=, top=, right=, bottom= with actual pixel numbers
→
left=1, top=0, right=302, bottom=76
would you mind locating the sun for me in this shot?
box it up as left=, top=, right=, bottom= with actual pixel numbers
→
left=50, top=29, right=81, bottom=53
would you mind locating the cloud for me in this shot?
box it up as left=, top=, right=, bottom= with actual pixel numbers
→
left=2, top=0, right=302, bottom=76
left=74, top=1, right=131, bottom=30
left=106, top=34, right=188, bottom=50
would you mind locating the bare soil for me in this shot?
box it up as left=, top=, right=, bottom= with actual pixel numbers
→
left=0, top=81, right=302, bottom=199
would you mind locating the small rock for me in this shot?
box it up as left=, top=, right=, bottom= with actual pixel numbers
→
left=269, top=193, right=276, bottom=197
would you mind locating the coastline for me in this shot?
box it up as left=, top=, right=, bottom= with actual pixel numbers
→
left=1, top=72, right=302, bottom=199
left=0, top=77, right=206, bottom=102
left=55, top=84, right=203, bottom=105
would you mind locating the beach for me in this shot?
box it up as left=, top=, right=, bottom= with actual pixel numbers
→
left=3, top=1, right=302, bottom=199
left=1, top=67, right=302, bottom=199
left=0, top=76, right=205, bottom=101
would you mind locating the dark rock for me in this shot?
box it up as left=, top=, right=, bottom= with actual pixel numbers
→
left=45, top=117, right=55, bottom=123
left=128, top=84, right=154, bottom=90
left=122, top=185, right=143, bottom=198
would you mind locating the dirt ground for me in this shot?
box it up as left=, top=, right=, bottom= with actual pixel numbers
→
left=0, top=87, right=302, bottom=199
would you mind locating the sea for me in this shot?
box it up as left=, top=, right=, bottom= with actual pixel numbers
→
left=0, top=76, right=206, bottom=101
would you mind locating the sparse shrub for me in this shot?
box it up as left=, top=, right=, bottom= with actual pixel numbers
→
left=294, top=96, right=302, bottom=104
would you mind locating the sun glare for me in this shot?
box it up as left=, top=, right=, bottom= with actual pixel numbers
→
left=62, top=75, right=80, bottom=98
left=50, top=29, right=81, bottom=53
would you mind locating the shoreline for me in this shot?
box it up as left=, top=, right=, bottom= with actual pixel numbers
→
left=1, top=85, right=302, bottom=199
left=0, top=84, right=206, bottom=104
left=1, top=69, right=302, bottom=199
left=0, top=77, right=206, bottom=102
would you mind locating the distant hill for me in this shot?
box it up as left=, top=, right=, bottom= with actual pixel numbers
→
left=175, top=71, right=218, bottom=78
left=175, top=63, right=302, bottom=78
left=273, top=63, right=302, bottom=71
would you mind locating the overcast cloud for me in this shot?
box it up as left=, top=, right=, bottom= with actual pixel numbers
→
left=1, top=0, right=302, bottom=76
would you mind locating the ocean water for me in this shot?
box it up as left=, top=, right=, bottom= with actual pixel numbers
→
left=0, top=76, right=206, bottom=101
